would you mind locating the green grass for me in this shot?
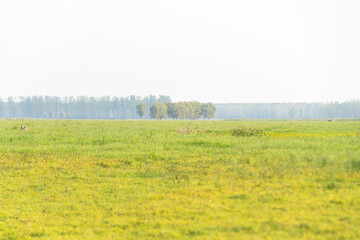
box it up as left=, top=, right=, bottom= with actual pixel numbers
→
left=0, top=120, right=360, bottom=239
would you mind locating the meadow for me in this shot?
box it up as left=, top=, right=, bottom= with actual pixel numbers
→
left=0, top=120, right=359, bottom=239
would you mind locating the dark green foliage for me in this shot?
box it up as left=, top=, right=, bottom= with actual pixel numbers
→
left=347, top=159, right=360, bottom=172
left=201, top=103, right=216, bottom=119
left=231, top=126, right=265, bottom=137
left=228, top=194, right=248, bottom=200
left=165, top=102, right=179, bottom=119
left=164, top=101, right=215, bottom=119
left=150, top=103, right=167, bottom=119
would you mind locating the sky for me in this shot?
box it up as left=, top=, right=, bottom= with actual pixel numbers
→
left=0, top=0, right=359, bottom=103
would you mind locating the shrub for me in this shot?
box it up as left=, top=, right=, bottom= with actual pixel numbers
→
left=347, top=159, right=360, bottom=172
left=231, top=126, right=265, bottom=137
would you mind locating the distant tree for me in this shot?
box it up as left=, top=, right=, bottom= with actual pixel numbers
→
left=157, top=95, right=172, bottom=103
left=168, top=101, right=204, bottom=119
left=201, top=103, right=216, bottom=119
left=60, top=111, right=66, bottom=119
left=288, top=107, right=297, bottom=119
left=183, top=102, right=194, bottom=119
left=136, top=103, right=146, bottom=119
left=165, top=102, right=178, bottom=119
left=0, top=98, right=3, bottom=118
left=7, top=97, right=17, bottom=118
left=190, top=101, right=201, bottom=119
left=3, top=96, right=360, bottom=120
left=48, top=111, right=55, bottom=119
left=150, top=102, right=167, bottom=119
left=176, top=102, right=188, bottom=119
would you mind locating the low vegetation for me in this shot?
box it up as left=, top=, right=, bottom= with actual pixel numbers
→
left=230, top=125, right=265, bottom=137
left=0, top=120, right=359, bottom=239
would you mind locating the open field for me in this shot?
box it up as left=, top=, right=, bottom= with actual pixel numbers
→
left=0, top=120, right=360, bottom=239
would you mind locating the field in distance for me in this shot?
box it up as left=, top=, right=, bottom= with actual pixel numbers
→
left=0, top=120, right=359, bottom=239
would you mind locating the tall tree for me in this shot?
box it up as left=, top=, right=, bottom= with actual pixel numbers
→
left=201, top=103, right=216, bottom=119
left=190, top=101, right=201, bottom=119
left=176, top=102, right=188, bottom=119
left=0, top=97, right=3, bottom=118
left=150, top=102, right=167, bottom=119
left=136, top=103, right=146, bottom=119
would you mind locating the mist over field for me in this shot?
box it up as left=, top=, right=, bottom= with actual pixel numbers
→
left=1, top=96, right=359, bottom=119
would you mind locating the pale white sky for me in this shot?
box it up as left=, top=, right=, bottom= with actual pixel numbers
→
left=0, top=0, right=359, bottom=103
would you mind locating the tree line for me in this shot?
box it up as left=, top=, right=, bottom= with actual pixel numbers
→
left=0, top=95, right=171, bottom=119
left=0, top=95, right=217, bottom=120
left=136, top=102, right=216, bottom=119
left=0, top=96, right=358, bottom=119
left=215, top=101, right=360, bottom=119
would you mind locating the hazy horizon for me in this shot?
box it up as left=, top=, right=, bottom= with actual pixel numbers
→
left=0, top=94, right=359, bottom=105
left=1, top=0, right=359, bottom=103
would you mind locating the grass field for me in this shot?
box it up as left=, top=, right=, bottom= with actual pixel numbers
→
left=0, top=120, right=360, bottom=239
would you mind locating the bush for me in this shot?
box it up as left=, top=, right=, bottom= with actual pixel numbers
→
left=231, top=126, right=265, bottom=137
left=347, top=159, right=360, bottom=172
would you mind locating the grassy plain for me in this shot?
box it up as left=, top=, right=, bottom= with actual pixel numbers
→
left=0, top=120, right=360, bottom=239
